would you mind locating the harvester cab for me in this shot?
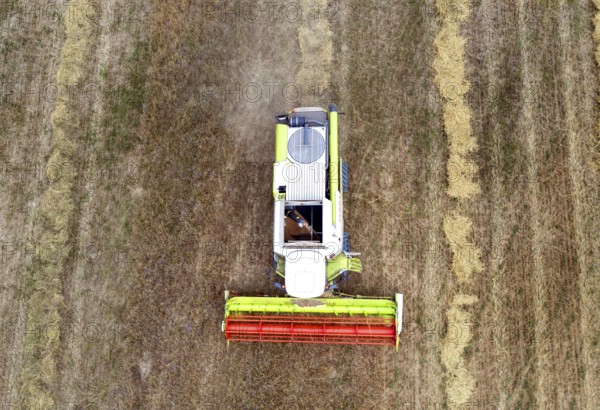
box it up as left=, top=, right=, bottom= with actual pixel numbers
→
left=223, top=104, right=404, bottom=348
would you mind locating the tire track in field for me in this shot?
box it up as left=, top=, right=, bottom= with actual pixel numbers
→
left=516, top=1, right=550, bottom=407
left=433, top=0, right=483, bottom=408
left=558, top=2, right=600, bottom=407
left=19, top=1, right=96, bottom=407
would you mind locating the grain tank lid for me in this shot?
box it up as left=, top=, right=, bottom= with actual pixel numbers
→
left=284, top=250, right=326, bottom=298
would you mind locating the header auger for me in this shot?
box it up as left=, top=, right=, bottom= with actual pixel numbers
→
left=223, top=104, right=404, bottom=348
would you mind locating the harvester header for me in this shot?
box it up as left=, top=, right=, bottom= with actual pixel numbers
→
left=223, top=104, right=404, bottom=348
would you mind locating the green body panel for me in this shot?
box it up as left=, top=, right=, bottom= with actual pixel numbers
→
left=329, top=111, right=339, bottom=224
left=275, top=254, right=362, bottom=282
left=275, top=124, right=288, bottom=162
left=225, top=296, right=397, bottom=318
left=326, top=253, right=363, bottom=281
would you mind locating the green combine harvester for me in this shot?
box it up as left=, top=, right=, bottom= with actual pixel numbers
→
left=223, top=104, right=404, bottom=348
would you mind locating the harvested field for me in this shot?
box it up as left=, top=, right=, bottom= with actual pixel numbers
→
left=0, top=0, right=598, bottom=409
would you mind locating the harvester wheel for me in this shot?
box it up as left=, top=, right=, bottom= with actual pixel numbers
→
left=343, top=232, right=350, bottom=253
left=342, top=161, right=349, bottom=193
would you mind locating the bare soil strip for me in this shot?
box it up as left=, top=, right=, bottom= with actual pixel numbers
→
left=473, top=2, right=509, bottom=405
left=417, top=2, right=450, bottom=406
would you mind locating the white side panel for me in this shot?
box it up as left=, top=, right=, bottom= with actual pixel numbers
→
left=335, top=189, right=343, bottom=240
left=396, top=293, right=404, bottom=335
left=273, top=201, right=284, bottom=255
left=273, top=161, right=288, bottom=194
left=321, top=197, right=342, bottom=256
left=321, top=197, right=333, bottom=245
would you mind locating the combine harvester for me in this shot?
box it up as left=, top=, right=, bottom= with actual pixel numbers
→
left=223, top=104, right=404, bottom=348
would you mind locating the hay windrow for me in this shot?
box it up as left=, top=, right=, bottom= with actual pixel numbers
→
left=433, top=26, right=470, bottom=97
left=435, top=0, right=470, bottom=22
left=441, top=294, right=478, bottom=410
left=433, top=2, right=479, bottom=200
left=20, top=0, right=96, bottom=407
left=443, top=212, right=483, bottom=284
left=447, top=153, right=480, bottom=199
left=434, top=0, right=483, bottom=407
